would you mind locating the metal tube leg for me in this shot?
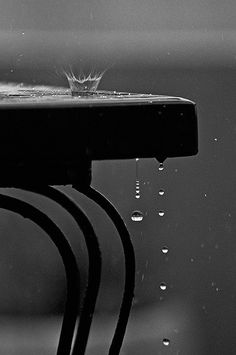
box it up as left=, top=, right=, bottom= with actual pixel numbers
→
left=14, top=185, right=102, bottom=355
left=73, top=185, right=136, bottom=355
left=0, top=193, right=80, bottom=355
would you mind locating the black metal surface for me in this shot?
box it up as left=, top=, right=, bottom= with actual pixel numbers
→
left=0, top=89, right=197, bottom=185
left=13, top=185, right=102, bottom=355
left=0, top=193, right=79, bottom=355
left=74, top=185, right=135, bottom=355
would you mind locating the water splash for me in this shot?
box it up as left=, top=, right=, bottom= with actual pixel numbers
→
left=64, top=67, right=105, bottom=96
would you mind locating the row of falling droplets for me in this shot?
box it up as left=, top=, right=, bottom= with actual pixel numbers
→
left=131, top=159, right=170, bottom=348
left=131, top=160, right=165, bottom=221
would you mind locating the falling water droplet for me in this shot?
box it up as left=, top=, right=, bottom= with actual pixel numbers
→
left=135, top=192, right=140, bottom=199
left=158, top=210, right=165, bottom=217
left=159, top=189, right=165, bottom=196
left=158, top=163, right=164, bottom=171
left=160, top=282, right=167, bottom=290
left=162, top=246, right=169, bottom=254
left=131, top=210, right=144, bottom=222
left=163, top=339, right=170, bottom=346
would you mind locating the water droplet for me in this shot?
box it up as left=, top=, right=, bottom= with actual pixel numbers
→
left=158, top=210, right=165, bottom=217
left=162, top=246, right=169, bottom=254
left=159, top=189, right=165, bottom=196
left=135, top=192, right=140, bottom=199
left=131, top=210, right=144, bottom=222
left=158, top=163, right=164, bottom=171
left=163, top=338, right=170, bottom=346
left=160, top=282, right=167, bottom=290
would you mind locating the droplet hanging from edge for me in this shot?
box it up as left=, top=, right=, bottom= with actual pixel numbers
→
left=159, top=189, right=165, bottom=196
left=158, top=210, right=165, bottom=217
left=162, top=246, right=169, bottom=254
left=131, top=210, right=144, bottom=222
left=158, top=163, right=164, bottom=171
left=163, top=338, right=170, bottom=346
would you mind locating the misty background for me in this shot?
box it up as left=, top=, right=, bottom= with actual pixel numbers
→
left=0, top=1, right=235, bottom=354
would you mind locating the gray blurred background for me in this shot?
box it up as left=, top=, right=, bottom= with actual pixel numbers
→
left=0, top=1, right=236, bottom=354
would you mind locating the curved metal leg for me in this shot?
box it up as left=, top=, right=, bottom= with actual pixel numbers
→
left=0, top=193, right=79, bottom=355
left=73, top=184, right=136, bottom=355
left=14, top=185, right=102, bottom=355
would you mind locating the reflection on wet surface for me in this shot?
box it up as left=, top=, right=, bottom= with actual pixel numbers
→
left=0, top=83, right=190, bottom=106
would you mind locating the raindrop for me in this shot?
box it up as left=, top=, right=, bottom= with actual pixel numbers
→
left=163, top=338, right=170, bottom=346
left=162, top=246, right=169, bottom=254
left=158, top=210, right=165, bottom=217
left=131, top=210, right=144, bottom=222
left=160, top=282, right=167, bottom=290
left=158, top=163, right=164, bottom=171
left=159, top=189, right=165, bottom=196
